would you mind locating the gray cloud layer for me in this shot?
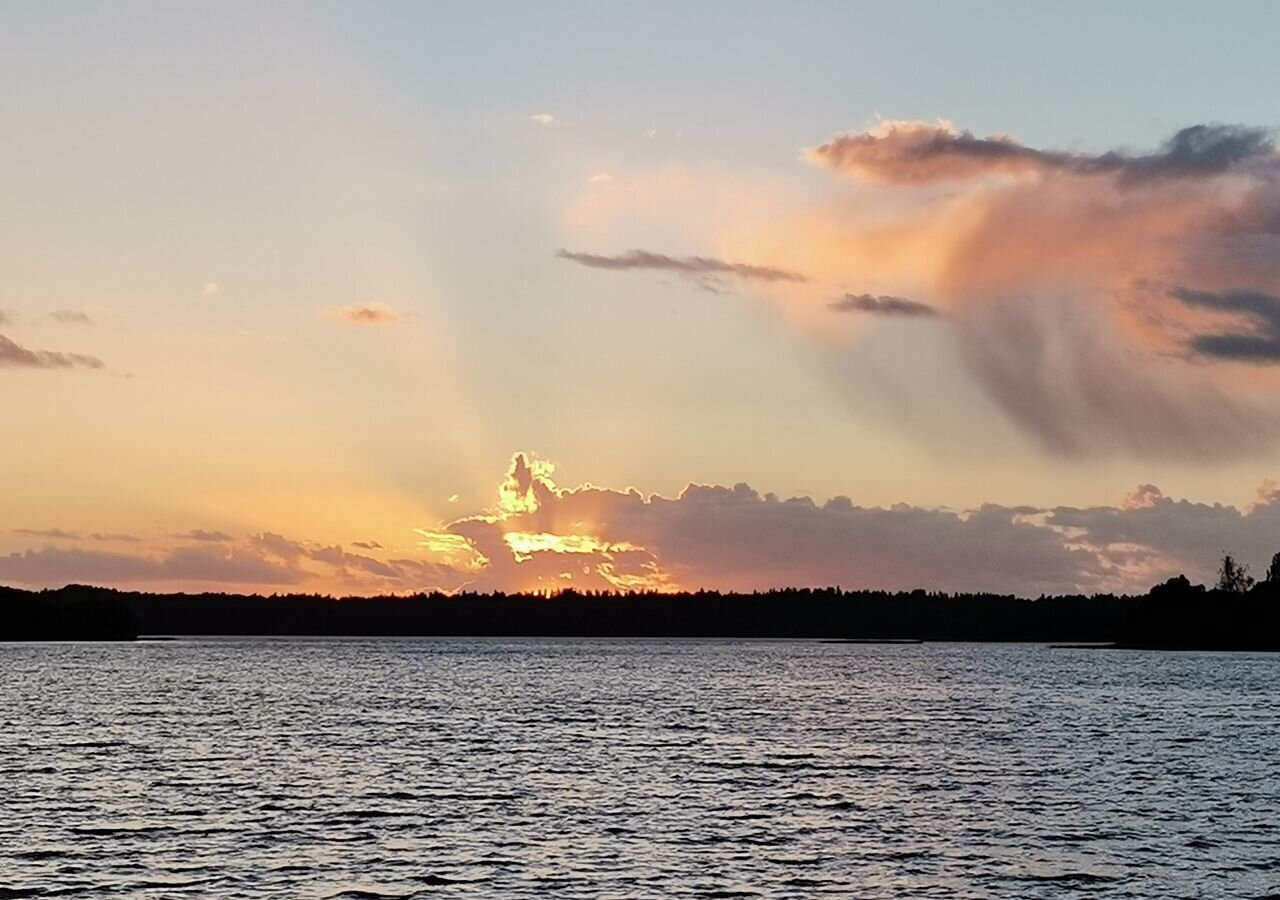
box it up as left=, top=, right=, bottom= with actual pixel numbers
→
left=557, top=249, right=807, bottom=283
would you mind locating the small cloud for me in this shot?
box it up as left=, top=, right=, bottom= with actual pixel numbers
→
left=588, top=172, right=614, bottom=184
left=645, top=128, right=657, bottom=139
left=50, top=309, right=93, bottom=325
left=326, top=303, right=403, bottom=326
left=13, top=528, right=81, bottom=540
left=90, top=532, right=141, bottom=543
left=0, top=311, right=15, bottom=326
left=829, top=293, right=940, bottom=318
left=202, top=282, right=221, bottom=296
left=0, top=334, right=104, bottom=371
left=557, top=249, right=807, bottom=284
left=175, top=529, right=235, bottom=543
left=530, top=113, right=558, bottom=127
left=447, top=494, right=460, bottom=504
left=352, top=540, right=383, bottom=550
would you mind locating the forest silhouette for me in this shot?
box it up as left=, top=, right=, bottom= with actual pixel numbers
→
left=3, top=553, right=1279, bottom=649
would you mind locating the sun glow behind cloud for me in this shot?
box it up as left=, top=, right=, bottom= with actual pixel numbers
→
left=8, top=450, right=1280, bottom=597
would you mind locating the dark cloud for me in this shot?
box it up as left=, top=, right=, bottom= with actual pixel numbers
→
left=1172, top=286, right=1280, bottom=362
left=810, top=122, right=1276, bottom=186
left=352, top=540, right=383, bottom=550
left=830, top=293, right=939, bottom=318
left=49, top=309, right=93, bottom=325
left=557, top=249, right=807, bottom=283
left=90, top=533, right=141, bottom=543
left=0, top=334, right=103, bottom=370
left=1097, top=125, right=1276, bottom=185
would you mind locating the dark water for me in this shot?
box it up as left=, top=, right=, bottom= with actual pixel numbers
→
left=1, top=640, right=1277, bottom=899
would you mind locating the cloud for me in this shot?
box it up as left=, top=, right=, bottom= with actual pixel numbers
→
left=530, top=113, right=558, bottom=127
left=12, top=454, right=1280, bottom=596
left=90, top=533, right=141, bottom=543
left=557, top=249, right=807, bottom=284
left=0, top=334, right=104, bottom=370
left=588, top=172, right=614, bottom=184
left=0, top=544, right=303, bottom=588
left=1172, top=286, right=1280, bottom=362
left=830, top=293, right=939, bottom=318
left=708, top=120, right=1280, bottom=458
left=419, top=453, right=1280, bottom=596
left=49, top=309, right=93, bottom=325
left=809, top=120, right=1276, bottom=186
left=175, top=529, right=234, bottom=543
left=326, top=303, right=403, bottom=325
left=14, top=528, right=81, bottom=540
left=202, top=282, right=221, bottom=296
left=0, top=529, right=465, bottom=593
left=0, top=311, right=14, bottom=326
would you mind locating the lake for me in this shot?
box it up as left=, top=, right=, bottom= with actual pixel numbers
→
left=1, top=640, right=1277, bottom=898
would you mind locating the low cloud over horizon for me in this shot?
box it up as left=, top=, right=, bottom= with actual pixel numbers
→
left=4, top=454, right=1278, bottom=598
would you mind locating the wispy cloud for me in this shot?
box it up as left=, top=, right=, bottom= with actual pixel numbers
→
left=13, top=528, right=81, bottom=540
left=0, top=334, right=104, bottom=371
left=49, top=309, right=93, bottom=325
left=529, top=113, right=558, bottom=127
left=202, top=282, right=221, bottom=296
left=174, top=529, right=234, bottom=543
left=557, top=249, right=807, bottom=284
left=830, top=293, right=939, bottom=318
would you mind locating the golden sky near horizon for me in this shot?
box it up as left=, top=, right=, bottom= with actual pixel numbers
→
left=6, top=3, right=1280, bottom=596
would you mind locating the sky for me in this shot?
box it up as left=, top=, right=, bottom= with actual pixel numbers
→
left=5, top=1, right=1280, bottom=596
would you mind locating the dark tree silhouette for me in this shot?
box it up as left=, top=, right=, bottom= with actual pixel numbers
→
left=1265, top=552, right=1280, bottom=585
left=1216, top=553, right=1255, bottom=593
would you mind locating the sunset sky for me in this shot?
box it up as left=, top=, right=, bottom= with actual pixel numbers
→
left=6, top=2, right=1280, bottom=595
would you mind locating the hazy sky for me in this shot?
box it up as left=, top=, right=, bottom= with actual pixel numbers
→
left=6, top=2, right=1280, bottom=595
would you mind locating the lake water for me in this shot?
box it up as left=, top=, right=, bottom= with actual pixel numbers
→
left=1, top=640, right=1277, bottom=899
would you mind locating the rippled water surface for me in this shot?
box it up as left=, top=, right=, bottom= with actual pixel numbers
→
left=1, top=640, right=1278, bottom=899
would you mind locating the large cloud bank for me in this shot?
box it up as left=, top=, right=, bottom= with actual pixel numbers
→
left=6, top=455, right=1280, bottom=597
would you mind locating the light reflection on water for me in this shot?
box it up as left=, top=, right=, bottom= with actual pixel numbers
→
left=1, top=640, right=1277, bottom=898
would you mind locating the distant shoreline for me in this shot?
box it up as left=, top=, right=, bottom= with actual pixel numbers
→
left=2, top=581, right=1278, bottom=650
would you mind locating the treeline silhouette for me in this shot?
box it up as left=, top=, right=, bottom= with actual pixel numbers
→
left=2, top=571, right=1278, bottom=648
